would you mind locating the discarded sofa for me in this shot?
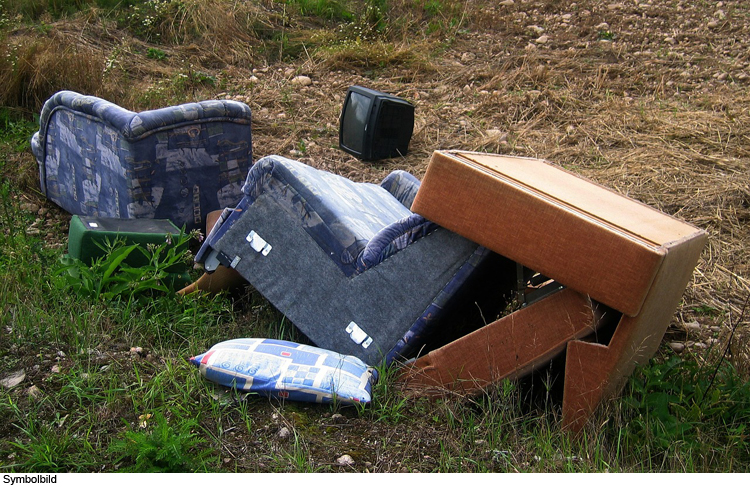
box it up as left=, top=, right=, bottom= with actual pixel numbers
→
left=194, top=155, right=494, bottom=367
left=399, top=150, right=707, bottom=431
left=31, top=90, right=253, bottom=231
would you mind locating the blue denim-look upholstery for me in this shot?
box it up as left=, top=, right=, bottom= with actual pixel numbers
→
left=195, top=156, right=490, bottom=366
left=379, top=169, right=421, bottom=209
left=198, top=156, right=438, bottom=276
left=239, top=155, right=436, bottom=276
left=31, top=90, right=252, bottom=230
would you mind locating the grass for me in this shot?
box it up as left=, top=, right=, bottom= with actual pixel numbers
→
left=1, top=0, right=750, bottom=473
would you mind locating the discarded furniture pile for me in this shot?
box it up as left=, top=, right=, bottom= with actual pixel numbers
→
left=32, top=90, right=707, bottom=431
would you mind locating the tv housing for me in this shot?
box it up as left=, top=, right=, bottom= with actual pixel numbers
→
left=339, top=86, right=415, bottom=161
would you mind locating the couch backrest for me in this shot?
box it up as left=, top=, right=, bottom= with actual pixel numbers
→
left=241, top=155, right=414, bottom=276
left=33, top=90, right=253, bottom=231
left=37, top=90, right=252, bottom=140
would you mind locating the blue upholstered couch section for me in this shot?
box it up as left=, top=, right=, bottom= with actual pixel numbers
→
left=31, top=90, right=253, bottom=230
left=379, top=170, right=421, bottom=209
left=241, top=156, right=436, bottom=276
left=195, top=156, right=489, bottom=365
left=201, top=155, right=437, bottom=277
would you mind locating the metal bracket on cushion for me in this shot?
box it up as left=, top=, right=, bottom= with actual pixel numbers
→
left=246, top=230, right=272, bottom=256
left=229, top=255, right=242, bottom=268
left=203, top=249, right=223, bottom=272
left=346, top=321, right=373, bottom=349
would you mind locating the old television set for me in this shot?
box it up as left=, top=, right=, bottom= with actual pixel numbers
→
left=339, top=86, right=415, bottom=161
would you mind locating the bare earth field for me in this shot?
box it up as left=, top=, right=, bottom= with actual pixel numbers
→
left=1, top=0, right=749, bottom=472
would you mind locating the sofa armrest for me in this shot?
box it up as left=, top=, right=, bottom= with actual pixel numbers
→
left=379, top=170, right=421, bottom=210
left=38, top=90, right=135, bottom=135
left=128, top=99, right=252, bottom=138
left=37, top=90, right=252, bottom=141
left=357, top=213, right=438, bottom=272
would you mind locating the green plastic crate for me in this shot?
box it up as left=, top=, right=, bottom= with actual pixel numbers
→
left=67, top=216, right=187, bottom=270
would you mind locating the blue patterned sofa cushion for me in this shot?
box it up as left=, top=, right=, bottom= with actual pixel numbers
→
left=31, top=90, right=253, bottom=230
left=379, top=170, right=421, bottom=209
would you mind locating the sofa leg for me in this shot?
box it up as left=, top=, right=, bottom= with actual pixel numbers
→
left=177, top=266, right=246, bottom=296
left=179, top=209, right=247, bottom=296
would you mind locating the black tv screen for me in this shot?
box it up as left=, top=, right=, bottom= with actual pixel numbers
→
left=341, top=91, right=372, bottom=156
left=339, top=86, right=415, bottom=161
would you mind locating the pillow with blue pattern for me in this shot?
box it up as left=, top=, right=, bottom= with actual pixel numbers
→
left=190, top=338, right=377, bottom=405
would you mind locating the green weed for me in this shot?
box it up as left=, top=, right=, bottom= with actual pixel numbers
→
left=0, top=180, right=24, bottom=252
left=123, top=0, right=183, bottom=43
left=146, top=46, right=166, bottom=60
left=361, top=362, right=409, bottom=424
left=283, top=428, right=320, bottom=472
left=692, top=304, right=722, bottom=317
left=108, top=411, right=215, bottom=472
left=139, top=67, right=218, bottom=106
left=53, top=230, right=195, bottom=304
left=614, top=356, right=750, bottom=467
left=340, top=0, right=387, bottom=41
left=0, top=108, right=37, bottom=152
left=287, top=0, right=353, bottom=21
left=2, top=397, right=98, bottom=472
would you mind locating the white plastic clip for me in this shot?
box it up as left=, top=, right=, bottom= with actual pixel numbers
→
left=246, top=230, right=272, bottom=256
left=346, top=321, right=373, bottom=349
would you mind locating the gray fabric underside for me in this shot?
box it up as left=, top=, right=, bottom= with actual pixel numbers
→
left=212, top=193, right=479, bottom=366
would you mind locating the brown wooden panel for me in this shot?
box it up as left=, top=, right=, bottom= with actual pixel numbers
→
left=400, top=289, right=599, bottom=395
